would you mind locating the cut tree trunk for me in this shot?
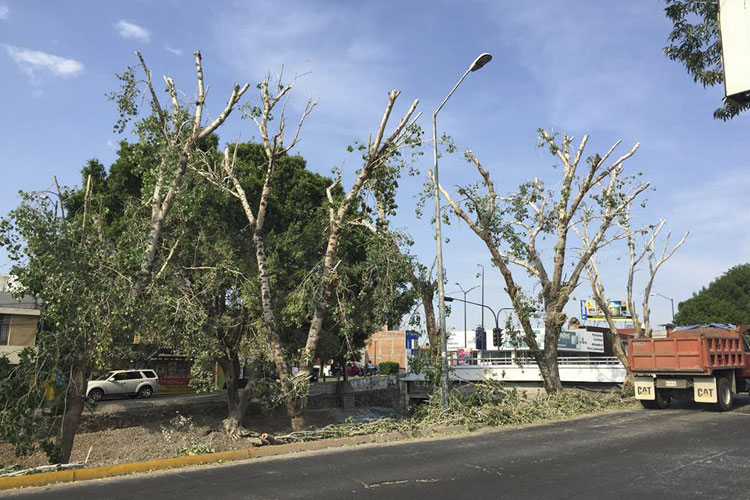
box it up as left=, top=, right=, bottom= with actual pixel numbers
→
left=218, top=355, right=252, bottom=440
left=282, top=373, right=308, bottom=432
left=57, top=364, right=89, bottom=464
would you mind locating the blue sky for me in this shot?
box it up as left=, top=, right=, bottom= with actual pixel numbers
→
left=1, top=1, right=748, bottom=332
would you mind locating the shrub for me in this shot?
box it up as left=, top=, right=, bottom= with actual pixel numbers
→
left=378, top=362, right=399, bottom=375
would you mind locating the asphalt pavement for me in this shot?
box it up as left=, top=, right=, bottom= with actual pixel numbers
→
left=93, top=391, right=224, bottom=414
left=8, top=397, right=750, bottom=499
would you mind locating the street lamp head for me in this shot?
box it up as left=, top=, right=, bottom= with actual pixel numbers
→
left=445, top=297, right=454, bottom=302
left=469, top=52, right=493, bottom=72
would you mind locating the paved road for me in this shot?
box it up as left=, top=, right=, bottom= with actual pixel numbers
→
left=8, top=399, right=750, bottom=499
left=93, top=392, right=224, bottom=414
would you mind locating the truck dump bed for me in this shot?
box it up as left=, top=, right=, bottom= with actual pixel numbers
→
left=628, top=327, right=746, bottom=375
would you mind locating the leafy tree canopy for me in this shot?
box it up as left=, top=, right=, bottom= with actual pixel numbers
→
left=674, top=263, right=750, bottom=325
left=663, top=0, right=750, bottom=119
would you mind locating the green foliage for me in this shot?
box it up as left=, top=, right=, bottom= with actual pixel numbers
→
left=0, top=350, right=52, bottom=457
left=378, top=361, right=399, bottom=375
left=408, top=381, right=631, bottom=428
left=279, top=381, right=633, bottom=442
left=674, top=263, right=750, bottom=325
left=662, top=0, right=750, bottom=119
left=160, top=413, right=216, bottom=456
left=136, top=136, right=416, bottom=394
left=405, top=349, right=445, bottom=387
left=0, top=188, right=137, bottom=461
left=175, top=442, right=216, bottom=456
left=107, top=67, right=140, bottom=134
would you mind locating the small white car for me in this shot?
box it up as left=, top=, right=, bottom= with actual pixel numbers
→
left=86, top=369, right=160, bottom=402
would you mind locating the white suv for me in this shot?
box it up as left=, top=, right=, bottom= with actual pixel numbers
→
left=86, top=369, right=160, bottom=402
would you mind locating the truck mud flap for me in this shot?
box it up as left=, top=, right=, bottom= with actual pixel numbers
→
left=634, top=376, right=655, bottom=400
left=694, top=377, right=717, bottom=403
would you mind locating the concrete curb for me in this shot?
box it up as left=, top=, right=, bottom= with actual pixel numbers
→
left=0, top=425, right=469, bottom=492
left=0, top=403, right=639, bottom=492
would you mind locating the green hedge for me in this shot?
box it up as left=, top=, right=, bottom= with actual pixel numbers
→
left=378, top=361, right=400, bottom=375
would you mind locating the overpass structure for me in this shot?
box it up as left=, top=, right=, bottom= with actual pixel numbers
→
left=403, top=355, right=626, bottom=384
left=401, top=352, right=627, bottom=403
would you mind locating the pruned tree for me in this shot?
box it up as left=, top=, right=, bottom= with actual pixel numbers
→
left=194, top=73, right=316, bottom=436
left=625, top=219, right=688, bottom=337
left=194, top=80, right=419, bottom=433
left=0, top=51, right=250, bottom=463
left=292, top=90, right=419, bottom=427
left=578, top=214, right=689, bottom=370
left=123, top=51, right=249, bottom=294
left=348, top=124, right=438, bottom=360
left=436, top=130, right=649, bottom=393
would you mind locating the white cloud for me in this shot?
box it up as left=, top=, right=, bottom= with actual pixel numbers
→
left=3, top=44, right=83, bottom=77
left=0, top=5, right=9, bottom=19
left=114, top=20, right=150, bottom=43
left=164, top=44, right=182, bottom=56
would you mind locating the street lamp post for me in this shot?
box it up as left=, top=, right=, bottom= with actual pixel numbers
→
left=454, top=282, right=479, bottom=348
left=477, top=264, right=485, bottom=330
left=651, top=293, right=675, bottom=323
left=433, top=52, right=492, bottom=406
left=446, top=296, right=513, bottom=331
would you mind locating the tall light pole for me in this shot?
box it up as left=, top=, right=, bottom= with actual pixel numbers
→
left=445, top=297, right=517, bottom=332
left=433, top=52, right=493, bottom=406
left=651, top=292, right=675, bottom=323
left=477, top=263, right=485, bottom=330
left=455, top=282, right=479, bottom=347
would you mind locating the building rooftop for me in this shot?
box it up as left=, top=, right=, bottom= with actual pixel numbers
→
left=0, top=275, right=42, bottom=311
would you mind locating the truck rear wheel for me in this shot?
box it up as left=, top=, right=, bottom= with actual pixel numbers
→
left=640, top=389, right=671, bottom=410
left=716, top=377, right=733, bottom=412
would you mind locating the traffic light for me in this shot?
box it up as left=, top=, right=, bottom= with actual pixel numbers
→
left=492, top=327, right=503, bottom=347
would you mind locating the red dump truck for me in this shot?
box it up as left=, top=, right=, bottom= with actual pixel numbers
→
left=628, top=326, right=750, bottom=411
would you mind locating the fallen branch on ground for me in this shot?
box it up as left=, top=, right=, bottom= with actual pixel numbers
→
left=248, top=383, right=634, bottom=446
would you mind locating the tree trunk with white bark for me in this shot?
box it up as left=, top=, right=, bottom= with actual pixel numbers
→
left=437, top=133, right=648, bottom=394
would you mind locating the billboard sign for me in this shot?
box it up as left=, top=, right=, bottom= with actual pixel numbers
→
left=580, top=299, right=631, bottom=322
left=447, top=330, right=476, bottom=350
left=720, top=0, right=750, bottom=104
left=557, top=329, right=604, bottom=353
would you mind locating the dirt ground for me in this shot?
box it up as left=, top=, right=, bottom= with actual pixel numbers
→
left=0, top=405, right=399, bottom=470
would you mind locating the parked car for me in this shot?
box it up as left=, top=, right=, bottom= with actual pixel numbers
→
left=86, top=369, right=160, bottom=402
left=330, top=362, right=364, bottom=377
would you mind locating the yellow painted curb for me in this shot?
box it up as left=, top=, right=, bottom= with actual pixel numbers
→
left=0, top=431, right=414, bottom=492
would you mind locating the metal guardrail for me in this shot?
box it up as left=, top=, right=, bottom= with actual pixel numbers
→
left=448, top=356, right=623, bottom=367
